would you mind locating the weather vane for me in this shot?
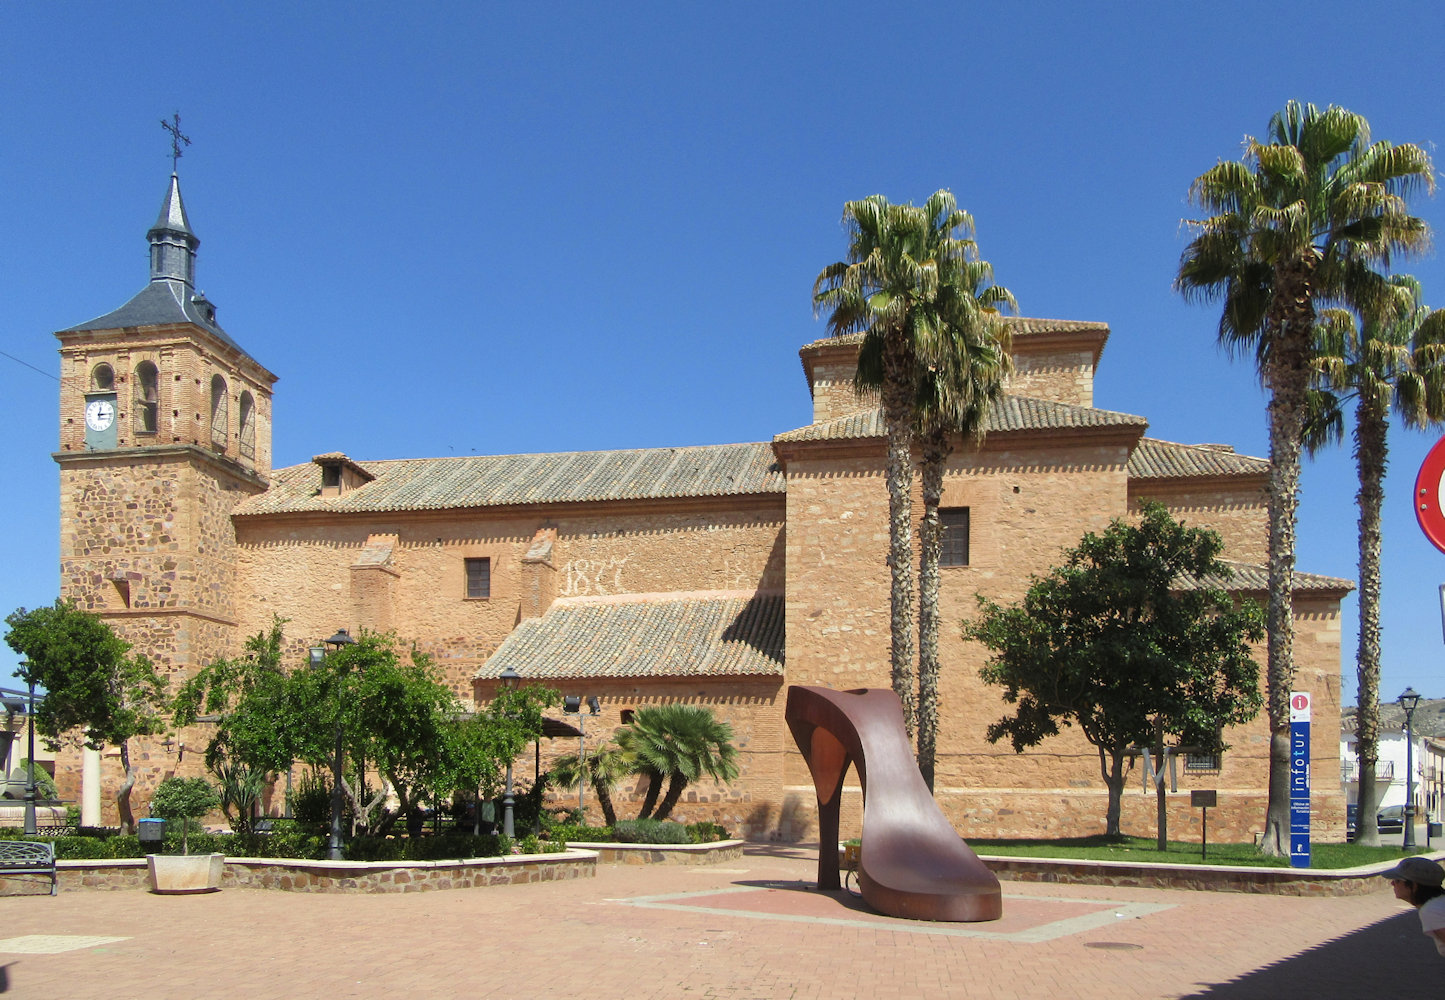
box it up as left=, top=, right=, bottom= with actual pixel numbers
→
left=161, top=113, right=191, bottom=173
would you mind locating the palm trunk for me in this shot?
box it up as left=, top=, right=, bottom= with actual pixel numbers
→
left=881, top=340, right=917, bottom=738
left=916, top=426, right=950, bottom=792
left=654, top=775, right=688, bottom=822
left=1259, top=259, right=1315, bottom=856
left=1352, top=398, right=1389, bottom=846
left=595, top=781, right=617, bottom=827
left=636, top=769, right=662, bottom=820
left=116, top=740, right=137, bottom=835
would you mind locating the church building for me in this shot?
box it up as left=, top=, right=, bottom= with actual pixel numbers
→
left=52, top=171, right=1351, bottom=842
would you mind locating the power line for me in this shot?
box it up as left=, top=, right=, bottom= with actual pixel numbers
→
left=0, top=350, right=58, bottom=382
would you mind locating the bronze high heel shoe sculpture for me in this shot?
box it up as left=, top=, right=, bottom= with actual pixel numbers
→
left=786, top=685, right=1002, bottom=922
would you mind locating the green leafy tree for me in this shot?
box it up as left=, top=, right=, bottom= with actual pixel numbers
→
left=616, top=704, right=739, bottom=821
left=965, top=504, right=1264, bottom=838
left=171, top=618, right=303, bottom=798
left=550, top=739, right=632, bottom=826
left=1176, top=101, right=1434, bottom=854
left=444, top=683, right=558, bottom=832
left=299, top=633, right=465, bottom=836
left=4, top=601, right=167, bottom=833
left=815, top=190, right=985, bottom=736
left=149, top=775, right=221, bottom=854
left=1304, top=278, right=1445, bottom=846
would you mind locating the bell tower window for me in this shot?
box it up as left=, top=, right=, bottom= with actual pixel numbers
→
left=135, top=362, right=159, bottom=435
left=210, top=375, right=229, bottom=450
left=238, top=391, right=256, bottom=459
left=91, top=364, right=114, bottom=391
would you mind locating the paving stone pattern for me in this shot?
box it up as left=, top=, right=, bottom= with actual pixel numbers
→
left=0, top=844, right=1438, bottom=999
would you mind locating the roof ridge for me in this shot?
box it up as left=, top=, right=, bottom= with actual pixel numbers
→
left=553, top=589, right=782, bottom=608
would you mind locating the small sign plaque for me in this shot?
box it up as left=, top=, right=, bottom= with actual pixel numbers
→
left=1191, top=790, right=1217, bottom=808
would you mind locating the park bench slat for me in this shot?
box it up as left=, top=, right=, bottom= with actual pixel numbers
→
left=0, top=840, right=58, bottom=895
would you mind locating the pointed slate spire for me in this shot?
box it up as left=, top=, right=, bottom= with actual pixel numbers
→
left=147, top=172, right=199, bottom=287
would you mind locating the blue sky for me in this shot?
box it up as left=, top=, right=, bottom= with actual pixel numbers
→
left=3, top=2, right=1445, bottom=708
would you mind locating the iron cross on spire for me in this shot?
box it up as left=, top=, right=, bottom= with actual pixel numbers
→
left=161, top=113, right=191, bottom=173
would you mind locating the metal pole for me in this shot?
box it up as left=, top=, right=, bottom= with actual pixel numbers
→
left=578, top=713, right=587, bottom=814
left=328, top=719, right=345, bottom=861
left=502, top=761, right=515, bottom=839
left=23, top=679, right=37, bottom=836
left=1406, top=706, right=1418, bottom=849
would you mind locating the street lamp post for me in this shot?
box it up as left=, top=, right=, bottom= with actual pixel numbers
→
left=562, top=695, right=601, bottom=815
left=311, top=628, right=356, bottom=862
left=498, top=667, right=520, bottom=839
left=1400, top=687, right=1423, bottom=849
left=23, top=675, right=37, bottom=836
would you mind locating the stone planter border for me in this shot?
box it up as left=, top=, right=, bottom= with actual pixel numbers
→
left=566, top=838, right=744, bottom=865
left=977, top=852, right=1442, bottom=896
left=43, top=848, right=599, bottom=894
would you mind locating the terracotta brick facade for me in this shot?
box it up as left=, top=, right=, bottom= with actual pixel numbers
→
left=49, top=191, right=1350, bottom=847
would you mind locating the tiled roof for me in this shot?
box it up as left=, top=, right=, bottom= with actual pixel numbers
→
left=1186, top=561, right=1354, bottom=594
left=798, top=316, right=1110, bottom=353
left=1129, top=438, right=1269, bottom=479
left=236, top=442, right=785, bottom=516
left=482, top=591, right=785, bottom=680
left=773, top=395, right=1148, bottom=444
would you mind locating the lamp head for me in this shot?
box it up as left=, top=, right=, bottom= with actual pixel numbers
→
left=586, top=695, right=601, bottom=715
left=325, top=628, right=356, bottom=649
left=498, top=667, right=521, bottom=690
left=563, top=695, right=581, bottom=714
left=1399, top=687, right=1423, bottom=714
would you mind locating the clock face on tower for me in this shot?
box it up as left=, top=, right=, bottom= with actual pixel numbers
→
left=84, top=398, right=116, bottom=431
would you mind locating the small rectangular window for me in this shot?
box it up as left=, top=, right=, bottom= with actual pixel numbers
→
left=1185, top=751, right=1222, bottom=771
left=940, top=507, right=969, bottom=566
left=465, top=557, right=491, bottom=599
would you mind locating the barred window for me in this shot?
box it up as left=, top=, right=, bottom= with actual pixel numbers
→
left=1185, top=751, right=1222, bottom=771
left=940, top=507, right=970, bottom=566
left=465, top=557, right=491, bottom=599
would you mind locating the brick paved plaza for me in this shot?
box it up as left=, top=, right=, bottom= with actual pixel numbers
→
left=0, top=845, right=1436, bottom=999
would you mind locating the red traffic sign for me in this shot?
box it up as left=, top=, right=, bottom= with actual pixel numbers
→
left=1416, top=436, right=1445, bottom=554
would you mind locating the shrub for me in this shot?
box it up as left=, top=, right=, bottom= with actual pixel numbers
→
left=541, top=823, right=613, bottom=843
left=686, top=821, right=728, bottom=843
left=149, top=776, right=221, bottom=854
left=612, top=818, right=690, bottom=844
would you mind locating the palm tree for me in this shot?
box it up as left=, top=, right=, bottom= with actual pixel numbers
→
left=615, top=704, right=739, bottom=821
left=1176, top=101, right=1434, bottom=854
left=550, top=739, right=632, bottom=827
left=813, top=190, right=984, bottom=737
left=1305, top=277, right=1445, bottom=846
left=906, top=257, right=1016, bottom=792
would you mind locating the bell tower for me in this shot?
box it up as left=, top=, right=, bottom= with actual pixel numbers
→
left=54, top=169, right=278, bottom=678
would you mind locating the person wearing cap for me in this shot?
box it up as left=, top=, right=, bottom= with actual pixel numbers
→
left=1382, top=856, right=1445, bottom=955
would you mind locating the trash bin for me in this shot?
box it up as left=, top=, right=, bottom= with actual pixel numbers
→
left=138, top=818, right=165, bottom=845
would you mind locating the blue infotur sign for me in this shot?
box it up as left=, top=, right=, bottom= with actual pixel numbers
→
left=1289, top=691, right=1311, bottom=868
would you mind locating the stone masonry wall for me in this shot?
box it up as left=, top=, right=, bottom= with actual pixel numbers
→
left=235, top=500, right=786, bottom=703
left=475, top=675, right=785, bottom=838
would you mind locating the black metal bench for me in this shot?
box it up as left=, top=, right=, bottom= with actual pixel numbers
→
left=0, top=840, right=57, bottom=895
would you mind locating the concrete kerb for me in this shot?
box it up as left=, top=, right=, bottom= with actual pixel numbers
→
left=978, top=849, right=1445, bottom=895
left=40, top=848, right=600, bottom=894
left=24, top=841, right=1440, bottom=896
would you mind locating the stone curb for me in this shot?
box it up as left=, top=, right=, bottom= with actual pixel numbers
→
left=978, top=850, right=1445, bottom=896
left=564, top=838, right=745, bottom=865
left=44, top=848, right=599, bottom=894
